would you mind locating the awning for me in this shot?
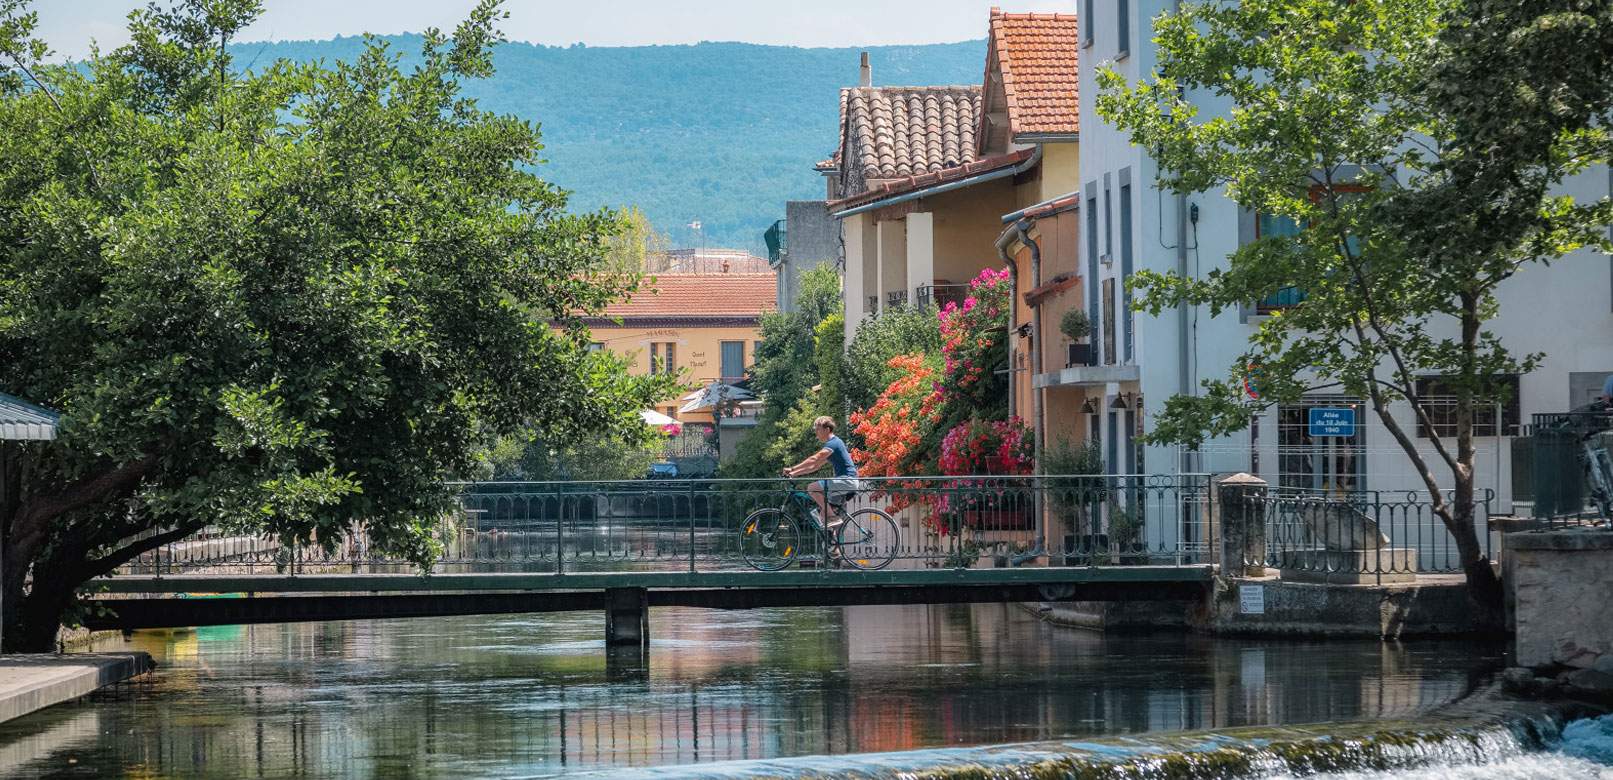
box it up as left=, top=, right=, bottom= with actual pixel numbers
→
left=0, top=392, right=60, bottom=441
left=679, top=382, right=755, bottom=414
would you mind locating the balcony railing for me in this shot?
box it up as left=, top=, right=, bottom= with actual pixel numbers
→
left=866, top=295, right=879, bottom=315
left=916, top=284, right=971, bottom=311
left=886, top=289, right=908, bottom=309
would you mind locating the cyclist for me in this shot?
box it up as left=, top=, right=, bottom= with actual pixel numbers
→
left=782, top=416, right=858, bottom=529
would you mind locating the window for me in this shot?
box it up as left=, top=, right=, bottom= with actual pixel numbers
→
left=1414, top=374, right=1522, bottom=438
left=1087, top=188, right=1101, bottom=364
left=1083, top=0, right=1094, bottom=46
left=588, top=341, right=604, bottom=353
left=1252, top=185, right=1370, bottom=313
left=1255, top=213, right=1308, bottom=312
left=1277, top=397, right=1366, bottom=494
left=650, top=341, right=677, bottom=375
left=664, top=405, right=677, bottom=420
left=1120, top=181, right=1134, bottom=362
left=720, top=341, right=744, bottom=382
left=1103, top=185, right=1113, bottom=260
left=1117, top=0, right=1130, bottom=58
left=1102, top=278, right=1116, bottom=366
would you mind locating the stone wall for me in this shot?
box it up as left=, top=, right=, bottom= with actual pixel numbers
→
left=1510, top=529, right=1613, bottom=669
left=1197, top=576, right=1476, bottom=638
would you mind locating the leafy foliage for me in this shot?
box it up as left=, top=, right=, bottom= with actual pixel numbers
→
left=842, top=302, right=944, bottom=425
left=0, top=0, right=671, bottom=649
left=1095, top=0, right=1613, bottom=622
left=719, top=262, right=841, bottom=478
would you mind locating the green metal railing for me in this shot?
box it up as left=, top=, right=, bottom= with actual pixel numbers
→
left=118, top=475, right=1217, bottom=576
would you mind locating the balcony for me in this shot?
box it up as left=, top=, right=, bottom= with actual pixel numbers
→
left=916, top=283, right=970, bottom=311
left=886, top=289, right=908, bottom=309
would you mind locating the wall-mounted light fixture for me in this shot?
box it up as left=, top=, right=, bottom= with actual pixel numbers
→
left=1079, top=397, right=1100, bottom=414
left=1109, top=392, right=1133, bottom=410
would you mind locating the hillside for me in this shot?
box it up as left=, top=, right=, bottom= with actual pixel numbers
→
left=235, top=37, right=986, bottom=252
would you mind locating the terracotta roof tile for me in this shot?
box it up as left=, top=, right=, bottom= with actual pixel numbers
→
left=989, top=8, right=1080, bottom=137
left=828, top=147, right=1035, bottom=212
left=841, top=85, right=982, bottom=180
left=597, top=273, right=777, bottom=319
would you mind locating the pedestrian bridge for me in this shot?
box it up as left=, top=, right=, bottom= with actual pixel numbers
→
left=86, top=476, right=1222, bottom=642
left=85, top=567, right=1213, bottom=640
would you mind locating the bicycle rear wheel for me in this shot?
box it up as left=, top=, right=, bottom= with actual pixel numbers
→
left=836, top=508, right=899, bottom=570
left=740, top=508, right=802, bottom=570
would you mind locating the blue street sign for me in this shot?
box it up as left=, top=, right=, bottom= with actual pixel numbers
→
left=1308, top=407, right=1356, bottom=437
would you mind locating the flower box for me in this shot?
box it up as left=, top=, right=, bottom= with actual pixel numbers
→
left=1066, top=343, right=1092, bottom=368
left=961, top=507, right=1033, bottom=531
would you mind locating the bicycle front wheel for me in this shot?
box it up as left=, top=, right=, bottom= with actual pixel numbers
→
left=740, top=508, right=802, bottom=571
left=837, top=508, right=900, bottom=570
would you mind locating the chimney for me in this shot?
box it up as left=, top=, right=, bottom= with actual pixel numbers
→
left=859, top=51, right=871, bottom=88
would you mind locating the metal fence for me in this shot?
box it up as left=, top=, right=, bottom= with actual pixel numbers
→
left=1520, top=408, right=1613, bottom=527
left=1247, top=487, right=1494, bottom=582
left=117, top=475, right=1216, bottom=576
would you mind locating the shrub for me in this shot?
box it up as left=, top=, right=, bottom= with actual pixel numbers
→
left=1060, top=308, right=1093, bottom=342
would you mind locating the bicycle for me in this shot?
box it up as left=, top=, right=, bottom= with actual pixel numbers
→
left=738, top=480, right=900, bottom=571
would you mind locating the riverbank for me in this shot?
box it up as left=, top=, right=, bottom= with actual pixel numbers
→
left=0, top=653, right=151, bottom=724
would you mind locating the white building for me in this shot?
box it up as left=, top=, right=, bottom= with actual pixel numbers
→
left=1079, top=0, right=1613, bottom=528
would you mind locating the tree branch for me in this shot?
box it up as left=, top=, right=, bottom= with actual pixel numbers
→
left=71, top=522, right=203, bottom=584
left=0, top=42, right=106, bottom=195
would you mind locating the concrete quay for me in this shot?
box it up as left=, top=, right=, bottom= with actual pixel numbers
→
left=0, top=653, right=153, bottom=723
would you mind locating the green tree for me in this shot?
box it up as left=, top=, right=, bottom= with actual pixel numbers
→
left=842, top=302, right=944, bottom=427
left=1096, top=0, right=1613, bottom=625
left=0, top=0, right=671, bottom=649
left=599, top=205, right=669, bottom=273
left=721, top=262, right=841, bottom=478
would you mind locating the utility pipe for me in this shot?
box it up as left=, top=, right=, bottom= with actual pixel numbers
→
left=1011, top=220, right=1046, bottom=565
left=993, top=225, right=1023, bottom=425
left=835, top=146, right=1043, bottom=218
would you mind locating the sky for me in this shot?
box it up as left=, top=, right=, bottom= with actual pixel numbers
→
left=34, top=0, right=1075, bottom=60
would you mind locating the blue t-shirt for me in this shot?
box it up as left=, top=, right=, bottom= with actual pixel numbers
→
left=1603, top=374, right=1613, bottom=400
left=822, top=435, right=858, bottom=478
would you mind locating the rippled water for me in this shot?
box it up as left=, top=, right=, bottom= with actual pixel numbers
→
left=0, top=603, right=1554, bottom=778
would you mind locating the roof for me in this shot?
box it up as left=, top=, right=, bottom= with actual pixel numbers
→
left=841, top=85, right=982, bottom=180
left=595, top=273, right=777, bottom=320
left=829, top=147, right=1036, bottom=213
left=0, top=392, right=60, bottom=440
left=988, top=8, right=1081, bottom=138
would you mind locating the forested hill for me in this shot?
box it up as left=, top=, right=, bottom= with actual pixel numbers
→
left=235, top=37, right=985, bottom=252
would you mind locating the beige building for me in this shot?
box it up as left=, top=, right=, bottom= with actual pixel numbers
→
left=583, top=273, right=777, bottom=425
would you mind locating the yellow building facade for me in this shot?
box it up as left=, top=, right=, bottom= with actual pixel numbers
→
left=584, top=272, right=777, bottom=425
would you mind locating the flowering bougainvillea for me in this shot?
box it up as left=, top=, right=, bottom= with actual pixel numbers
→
left=938, top=417, right=1035, bottom=476
left=846, top=266, right=1023, bottom=536
left=849, top=354, right=940, bottom=477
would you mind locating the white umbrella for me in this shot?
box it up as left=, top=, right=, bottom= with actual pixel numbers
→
left=678, top=381, right=755, bottom=414
left=639, top=409, right=678, bottom=426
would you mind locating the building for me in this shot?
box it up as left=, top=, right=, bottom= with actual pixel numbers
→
left=651, top=249, right=770, bottom=275
left=765, top=200, right=839, bottom=314
left=1079, top=0, right=1613, bottom=531
left=824, top=11, right=1082, bottom=351
left=583, top=272, right=777, bottom=425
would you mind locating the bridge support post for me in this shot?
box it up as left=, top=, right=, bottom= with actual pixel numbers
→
left=605, top=587, right=649, bottom=648
left=1218, top=473, right=1268, bottom=577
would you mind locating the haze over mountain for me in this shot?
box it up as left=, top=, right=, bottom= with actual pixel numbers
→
left=236, top=36, right=986, bottom=252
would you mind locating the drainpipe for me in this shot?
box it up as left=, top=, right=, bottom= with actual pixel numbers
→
left=1173, top=2, right=1194, bottom=477
left=1009, top=220, right=1045, bottom=565
left=993, top=226, right=1022, bottom=424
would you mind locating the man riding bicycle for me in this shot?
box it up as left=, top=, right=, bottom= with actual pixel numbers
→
left=782, top=416, right=858, bottom=529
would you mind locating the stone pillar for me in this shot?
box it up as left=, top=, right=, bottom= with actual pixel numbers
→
left=605, top=587, right=649, bottom=648
left=907, top=211, right=934, bottom=304
left=1217, top=473, right=1269, bottom=577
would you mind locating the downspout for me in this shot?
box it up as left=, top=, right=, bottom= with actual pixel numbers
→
left=1173, top=6, right=1194, bottom=479
left=1010, top=220, right=1045, bottom=565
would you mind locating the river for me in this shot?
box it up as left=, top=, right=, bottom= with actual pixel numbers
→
left=0, top=603, right=1607, bottom=778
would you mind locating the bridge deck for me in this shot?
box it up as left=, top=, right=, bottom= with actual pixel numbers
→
left=85, top=566, right=1213, bottom=630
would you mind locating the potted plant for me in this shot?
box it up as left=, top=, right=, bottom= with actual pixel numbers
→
left=1061, top=308, right=1093, bottom=367
left=937, top=418, right=1035, bottom=531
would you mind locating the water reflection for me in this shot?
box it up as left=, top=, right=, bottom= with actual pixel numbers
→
left=0, top=604, right=1502, bottom=778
